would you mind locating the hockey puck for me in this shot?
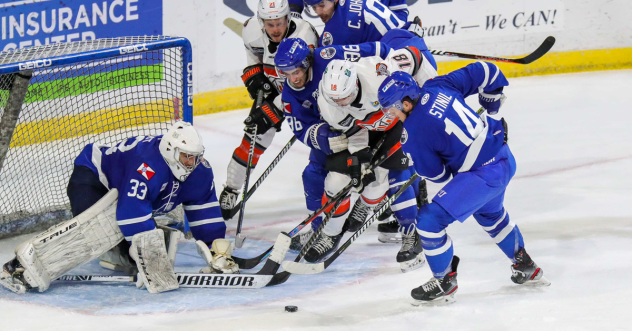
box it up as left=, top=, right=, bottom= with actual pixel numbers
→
left=284, top=305, right=298, bottom=313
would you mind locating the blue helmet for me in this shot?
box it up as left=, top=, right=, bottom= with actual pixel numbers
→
left=275, top=38, right=312, bottom=83
left=303, top=0, right=331, bottom=6
left=377, top=71, right=421, bottom=113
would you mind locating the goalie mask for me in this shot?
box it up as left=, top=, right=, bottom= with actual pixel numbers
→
left=159, top=121, right=205, bottom=182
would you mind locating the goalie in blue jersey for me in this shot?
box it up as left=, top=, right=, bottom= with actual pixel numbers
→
left=1, top=122, right=239, bottom=294
left=377, top=63, right=550, bottom=305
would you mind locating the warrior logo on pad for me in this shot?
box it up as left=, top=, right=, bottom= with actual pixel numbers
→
left=137, top=163, right=155, bottom=180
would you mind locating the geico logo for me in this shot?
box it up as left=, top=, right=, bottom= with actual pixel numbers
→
left=187, top=62, right=193, bottom=106
left=119, top=44, right=149, bottom=54
left=18, top=59, right=52, bottom=70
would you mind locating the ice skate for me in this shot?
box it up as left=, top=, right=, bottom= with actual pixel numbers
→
left=397, top=226, right=425, bottom=273
left=411, top=256, right=459, bottom=306
left=0, top=258, right=30, bottom=294
left=346, top=199, right=371, bottom=232
left=219, top=186, right=240, bottom=220
left=304, top=232, right=343, bottom=263
left=289, top=227, right=313, bottom=252
left=511, top=247, right=550, bottom=286
left=377, top=219, right=402, bottom=243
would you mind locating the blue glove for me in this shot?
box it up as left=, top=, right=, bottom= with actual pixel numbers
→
left=479, top=87, right=506, bottom=115
left=306, top=123, right=348, bottom=155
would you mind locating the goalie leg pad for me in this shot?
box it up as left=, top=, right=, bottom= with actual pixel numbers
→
left=15, top=189, right=123, bottom=292
left=130, top=228, right=179, bottom=294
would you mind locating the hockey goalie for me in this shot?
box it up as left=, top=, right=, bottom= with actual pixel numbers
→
left=0, top=122, right=239, bottom=294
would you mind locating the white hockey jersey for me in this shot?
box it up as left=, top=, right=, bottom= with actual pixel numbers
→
left=242, top=16, right=318, bottom=94
left=317, top=48, right=438, bottom=153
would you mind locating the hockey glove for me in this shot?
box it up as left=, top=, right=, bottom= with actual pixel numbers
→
left=242, top=64, right=275, bottom=100
left=479, top=87, right=506, bottom=115
left=407, top=16, right=424, bottom=38
left=347, top=156, right=376, bottom=191
left=307, top=122, right=349, bottom=155
left=244, top=100, right=284, bottom=135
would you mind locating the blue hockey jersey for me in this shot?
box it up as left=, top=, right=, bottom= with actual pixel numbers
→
left=319, top=0, right=407, bottom=47
left=401, top=62, right=509, bottom=183
left=74, top=135, right=224, bottom=244
left=281, top=41, right=391, bottom=163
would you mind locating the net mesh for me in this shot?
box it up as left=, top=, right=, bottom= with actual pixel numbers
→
left=0, top=37, right=184, bottom=238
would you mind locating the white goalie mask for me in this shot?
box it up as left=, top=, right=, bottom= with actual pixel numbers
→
left=319, top=60, right=359, bottom=108
left=257, top=0, right=291, bottom=34
left=159, top=121, right=205, bottom=182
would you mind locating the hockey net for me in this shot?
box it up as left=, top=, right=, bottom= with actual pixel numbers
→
left=0, top=36, right=192, bottom=238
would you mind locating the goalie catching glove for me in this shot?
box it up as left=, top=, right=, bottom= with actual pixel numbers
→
left=241, top=64, right=276, bottom=100
left=244, top=100, right=284, bottom=135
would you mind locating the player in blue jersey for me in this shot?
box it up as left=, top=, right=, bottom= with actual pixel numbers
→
left=377, top=64, right=550, bottom=304
left=274, top=37, right=391, bottom=251
left=303, top=0, right=412, bottom=47
left=1, top=122, right=240, bottom=294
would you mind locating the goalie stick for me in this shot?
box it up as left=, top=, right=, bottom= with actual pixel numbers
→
left=53, top=232, right=292, bottom=290
left=232, top=133, right=392, bottom=270
left=430, top=36, right=556, bottom=65
left=234, top=90, right=264, bottom=249
left=282, top=174, right=421, bottom=274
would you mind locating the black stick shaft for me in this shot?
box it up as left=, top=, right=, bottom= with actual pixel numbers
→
left=430, top=36, right=555, bottom=65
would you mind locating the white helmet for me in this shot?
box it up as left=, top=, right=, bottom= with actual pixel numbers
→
left=257, top=0, right=291, bottom=31
left=159, top=121, right=205, bottom=182
left=319, top=59, right=359, bottom=107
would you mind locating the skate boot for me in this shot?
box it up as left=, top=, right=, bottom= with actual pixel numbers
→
left=219, top=186, right=240, bottom=220
left=290, top=227, right=313, bottom=252
left=411, top=256, right=460, bottom=306
left=396, top=226, right=425, bottom=273
left=347, top=199, right=371, bottom=232
left=0, top=258, right=30, bottom=294
left=304, top=232, right=344, bottom=263
left=378, top=219, right=401, bottom=243
left=511, top=247, right=550, bottom=286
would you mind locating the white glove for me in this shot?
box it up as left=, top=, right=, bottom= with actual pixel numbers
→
left=328, top=135, right=349, bottom=153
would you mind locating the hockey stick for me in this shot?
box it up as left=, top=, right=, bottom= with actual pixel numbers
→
left=234, top=90, right=264, bottom=248
left=232, top=133, right=393, bottom=270
left=228, top=135, right=298, bottom=219
left=53, top=233, right=292, bottom=289
left=283, top=174, right=421, bottom=274
left=430, top=36, right=556, bottom=65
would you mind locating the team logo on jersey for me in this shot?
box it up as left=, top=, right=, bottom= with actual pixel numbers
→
left=322, top=32, right=333, bottom=46
left=376, top=63, right=390, bottom=76
left=331, top=84, right=337, bottom=91
left=320, top=47, right=336, bottom=59
left=312, top=88, right=320, bottom=100
left=421, top=93, right=430, bottom=105
left=302, top=100, right=312, bottom=108
left=372, top=100, right=379, bottom=107
left=284, top=102, right=292, bottom=114
left=401, top=129, right=409, bottom=144
left=201, top=158, right=211, bottom=168
left=137, top=163, right=155, bottom=180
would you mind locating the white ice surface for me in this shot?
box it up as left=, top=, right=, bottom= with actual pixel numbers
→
left=1, top=70, right=632, bottom=331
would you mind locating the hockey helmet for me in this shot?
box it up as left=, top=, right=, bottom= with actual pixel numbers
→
left=319, top=59, right=359, bottom=107
left=377, top=71, right=421, bottom=116
left=275, top=38, right=313, bottom=88
left=257, top=0, right=291, bottom=32
left=159, top=121, right=205, bottom=182
left=303, top=0, right=336, bottom=18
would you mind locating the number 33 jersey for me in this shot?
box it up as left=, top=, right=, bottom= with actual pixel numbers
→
left=73, top=135, right=223, bottom=243
left=402, top=62, right=510, bottom=184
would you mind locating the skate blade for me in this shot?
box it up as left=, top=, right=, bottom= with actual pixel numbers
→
left=411, top=293, right=456, bottom=306
left=99, top=261, right=138, bottom=275
left=400, top=254, right=426, bottom=273
left=522, top=276, right=551, bottom=286
left=378, top=232, right=402, bottom=244
left=0, top=271, right=26, bottom=294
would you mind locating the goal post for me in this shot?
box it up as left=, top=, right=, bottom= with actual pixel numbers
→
left=0, top=36, right=193, bottom=239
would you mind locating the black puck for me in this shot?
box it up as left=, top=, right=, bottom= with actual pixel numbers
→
left=285, top=305, right=298, bottom=313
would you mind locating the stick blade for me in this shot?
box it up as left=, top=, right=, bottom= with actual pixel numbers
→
left=518, top=36, right=556, bottom=64
left=235, top=233, right=247, bottom=248
left=281, top=261, right=325, bottom=275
